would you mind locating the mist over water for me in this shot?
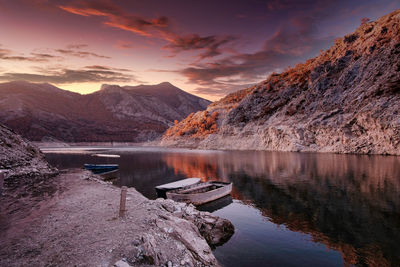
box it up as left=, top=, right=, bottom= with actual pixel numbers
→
left=45, top=147, right=400, bottom=267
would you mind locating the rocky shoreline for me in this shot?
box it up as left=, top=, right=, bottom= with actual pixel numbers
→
left=0, top=169, right=234, bottom=267
left=0, top=124, right=234, bottom=267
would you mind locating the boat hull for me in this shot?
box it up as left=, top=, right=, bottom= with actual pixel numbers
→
left=166, top=182, right=232, bottom=205
left=84, top=164, right=119, bottom=174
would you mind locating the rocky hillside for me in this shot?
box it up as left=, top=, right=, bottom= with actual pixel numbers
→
left=0, top=81, right=210, bottom=142
left=0, top=124, right=56, bottom=192
left=162, top=9, right=400, bottom=155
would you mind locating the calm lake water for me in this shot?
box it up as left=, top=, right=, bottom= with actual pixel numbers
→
left=43, top=146, right=400, bottom=267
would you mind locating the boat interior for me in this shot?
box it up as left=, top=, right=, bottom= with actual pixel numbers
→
left=177, top=181, right=229, bottom=194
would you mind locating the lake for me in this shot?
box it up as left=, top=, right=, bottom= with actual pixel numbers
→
left=43, top=146, right=400, bottom=267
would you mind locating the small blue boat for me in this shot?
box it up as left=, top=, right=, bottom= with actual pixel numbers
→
left=84, top=164, right=119, bottom=174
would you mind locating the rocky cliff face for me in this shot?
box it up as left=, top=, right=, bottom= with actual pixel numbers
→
left=0, top=81, right=210, bottom=142
left=162, top=9, right=400, bottom=155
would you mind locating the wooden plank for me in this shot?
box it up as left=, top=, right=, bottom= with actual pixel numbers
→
left=119, top=186, right=127, bottom=217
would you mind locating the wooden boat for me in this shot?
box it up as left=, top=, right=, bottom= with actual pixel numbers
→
left=166, top=181, right=232, bottom=205
left=84, top=164, right=119, bottom=174
left=155, top=178, right=201, bottom=198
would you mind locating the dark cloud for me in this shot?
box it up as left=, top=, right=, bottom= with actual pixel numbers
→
left=55, top=48, right=110, bottom=59
left=59, top=1, right=168, bottom=37
left=0, top=44, right=107, bottom=61
left=164, top=35, right=236, bottom=60
left=0, top=48, right=60, bottom=62
left=31, top=52, right=61, bottom=60
left=84, top=65, right=131, bottom=72
left=0, top=66, right=140, bottom=84
left=177, top=14, right=333, bottom=96
left=59, top=1, right=234, bottom=60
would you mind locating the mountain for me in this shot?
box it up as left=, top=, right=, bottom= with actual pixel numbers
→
left=0, top=81, right=210, bottom=142
left=161, top=9, right=400, bottom=155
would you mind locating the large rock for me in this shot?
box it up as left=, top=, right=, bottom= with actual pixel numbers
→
left=155, top=199, right=235, bottom=248
left=162, top=9, right=400, bottom=155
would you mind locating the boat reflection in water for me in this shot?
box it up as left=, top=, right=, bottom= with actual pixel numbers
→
left=45, top=148, right=400, bottom=267
left=197, top=195, right=233, bottom=213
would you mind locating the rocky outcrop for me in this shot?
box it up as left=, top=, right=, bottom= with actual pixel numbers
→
left=0, top=123, right=57, bottom=192
left=156, top=199, right=235, bottom=248
left=0, top=81, right=210, bottom=142
left=162, top=9, right=400, bottom=155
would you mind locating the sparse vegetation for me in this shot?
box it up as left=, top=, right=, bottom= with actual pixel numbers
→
left=165, top=111, right=219, bottom=138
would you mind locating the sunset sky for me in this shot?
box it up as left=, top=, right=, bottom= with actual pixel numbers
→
left=1, top=0, right=399, bottom=100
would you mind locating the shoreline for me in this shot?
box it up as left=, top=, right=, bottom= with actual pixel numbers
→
left=35, top=140, right=400, bottom=157
left=0, top=169, right=234, bottom=267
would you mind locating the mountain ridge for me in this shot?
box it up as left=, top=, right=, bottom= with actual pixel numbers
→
left=0, top=81, right=211, bottom=142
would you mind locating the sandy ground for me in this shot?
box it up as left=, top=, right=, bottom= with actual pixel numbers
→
left=0, top=169, right=224, bottom=267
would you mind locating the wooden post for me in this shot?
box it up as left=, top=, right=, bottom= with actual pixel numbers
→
left=119, top=186, right=127, bottom=217
left=0, top=170, right=4, bottom=197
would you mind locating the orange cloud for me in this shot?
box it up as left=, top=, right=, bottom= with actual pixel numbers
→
left=58, top=1, right=168, bottom=37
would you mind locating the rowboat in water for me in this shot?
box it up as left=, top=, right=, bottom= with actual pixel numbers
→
left=155, top=178, right=201, bottom=198
left=84, top=164, right=119, bottom=174
left=166, top=181, right=232, bottom=205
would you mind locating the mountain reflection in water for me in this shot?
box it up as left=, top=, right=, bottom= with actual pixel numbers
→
left=45, top=148, right=400, bottom=267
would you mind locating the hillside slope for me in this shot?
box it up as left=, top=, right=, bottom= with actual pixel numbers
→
left=0, top=81, right=210, bottom=142
left=162, top=9, right=400, bottom=155
left=0, top=124, right=56, bottom=192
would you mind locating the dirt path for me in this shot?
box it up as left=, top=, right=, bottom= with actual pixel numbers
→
left=0, top=169, right=233, bottom=267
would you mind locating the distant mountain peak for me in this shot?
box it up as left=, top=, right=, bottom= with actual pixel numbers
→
left=3, top=80, right=53, bottom=88
left=0, top=80, right=77, bottom=95
left=158, top=81, right=174, bottom=86
left=122, top=82, right=178, bottom=90
left=0, top=79, right=210, bottom=142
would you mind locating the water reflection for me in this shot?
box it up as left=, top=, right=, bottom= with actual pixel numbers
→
left=197, top=195, right=233, bottom=213
left=45, top=149, right=400, bottom=267
left=162, top=151, right=400, bottom=267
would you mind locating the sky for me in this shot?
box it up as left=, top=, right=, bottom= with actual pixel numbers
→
left=0, top=0, right=399, bottom=101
